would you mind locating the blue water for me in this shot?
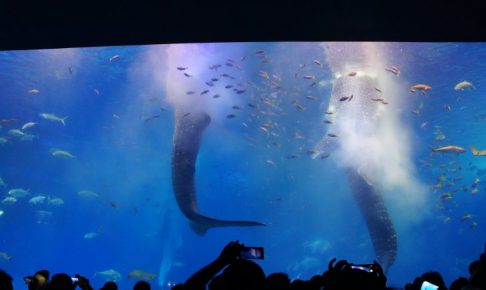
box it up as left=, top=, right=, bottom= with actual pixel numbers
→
left=0, top=43, right=485, bottom=289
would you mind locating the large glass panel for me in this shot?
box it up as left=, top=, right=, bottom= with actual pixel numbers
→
left=0, top=42, right=484, bottom=289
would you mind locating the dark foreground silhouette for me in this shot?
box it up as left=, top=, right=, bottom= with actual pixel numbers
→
left=1, top=240, right=485, bottom=290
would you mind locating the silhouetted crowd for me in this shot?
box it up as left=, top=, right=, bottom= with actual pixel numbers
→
left=0, top=271, right=151, bottom=290
left=1, top=240, right=485, bottom=290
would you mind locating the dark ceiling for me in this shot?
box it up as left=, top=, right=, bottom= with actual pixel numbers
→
left=0, top=0, right=484, bottom=50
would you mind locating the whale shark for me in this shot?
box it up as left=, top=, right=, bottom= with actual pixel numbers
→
left=171, top=110, right=265, bottom=235
left=316, top=74, right=398, bottom=271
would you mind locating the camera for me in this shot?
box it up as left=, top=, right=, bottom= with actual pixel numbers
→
left=240, top=246, right=264, bottom=259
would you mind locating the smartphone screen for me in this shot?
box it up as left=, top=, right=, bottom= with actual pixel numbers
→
left=71, top=277, right=79, bottom=283
left=240, top=246, right=264, bottom=259
left=350, top=264, right=373, bottom=272
left=421, top=281, right=439, bottom=290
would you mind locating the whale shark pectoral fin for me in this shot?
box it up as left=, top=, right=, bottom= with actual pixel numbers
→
left=357, top=166, right=374, bottom=186
left=189, top=214, right=266, bottom=236
left=312, top=136, right=338, bottom=159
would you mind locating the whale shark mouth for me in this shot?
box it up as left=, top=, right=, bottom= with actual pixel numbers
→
left=171, top=109, right=265, bottom=235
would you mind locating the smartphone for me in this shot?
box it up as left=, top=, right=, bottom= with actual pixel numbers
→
left=71, top=277, right=79, bottom=283
left=240, top=246, right=264, bottom=259
left=421, top=281, right=439, bottom=290
left=350, top=264, right=375, bottom=273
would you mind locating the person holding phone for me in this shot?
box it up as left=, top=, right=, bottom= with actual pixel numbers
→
left=184, top=240, right=265, bottom=290
left=322, top=259, right=387, bottom=290
left=403, top=271, right=447, bottom=290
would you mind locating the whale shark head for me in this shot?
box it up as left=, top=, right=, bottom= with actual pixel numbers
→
left=328, top=74, right=383, bottom=139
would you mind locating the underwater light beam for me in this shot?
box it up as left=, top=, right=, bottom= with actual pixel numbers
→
left=319, top=72, right=397, bottom=270
left=317, top=42, right=426, bottom=271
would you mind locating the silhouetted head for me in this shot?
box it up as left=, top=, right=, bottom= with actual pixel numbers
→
left=449, top=277, right=468, bottom=290
left=133, top=280, right=151, bottom=290
left=28, top=272, right=49, bottom=290
left=35, top=270, right=50, bottom=281
left=101, top=281, right=118, bottom=290
left=309, top=274, right=323, bottom=290
left=48, top=273, right=74, bottom=290
left=0, top=269, right=13, bottom=290
left=265, top=272, right=290, bottom=290
left=222, top=259, right=265, bottom=290
left=469, top=260, right=480, bottom=276
left=420, top=271, right=447, bottom=290
left=290, top=279, right=306, bottom=290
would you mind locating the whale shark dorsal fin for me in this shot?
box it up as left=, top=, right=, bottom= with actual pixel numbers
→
left=189, top=221, right=209, bottom=236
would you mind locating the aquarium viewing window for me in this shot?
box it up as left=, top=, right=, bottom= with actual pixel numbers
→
left=0, top=42, right=484, bottom=289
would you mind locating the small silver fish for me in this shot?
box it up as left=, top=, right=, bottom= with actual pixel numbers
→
left=22, top=122, right=37, bottom=130
left=109, top=55, right=120, bottom=62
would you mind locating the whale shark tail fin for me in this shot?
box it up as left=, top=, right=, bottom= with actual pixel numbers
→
left=190, top=221, right=211, bottom=235
left=189, top=214, right=266, bottom=235
left=312, top=136, right=338, bottom=160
